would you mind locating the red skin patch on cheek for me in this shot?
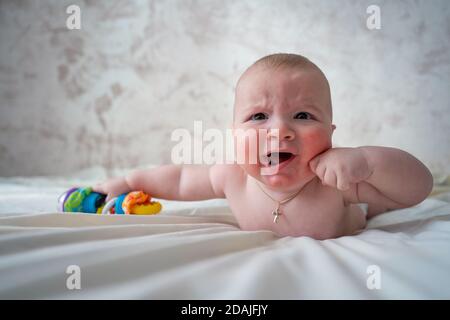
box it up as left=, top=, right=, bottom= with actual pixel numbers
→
left=299, top=129, right=332, bottom=163
left=236, top=135, right=262, bottom=180
left=234, top=131, right=260, bottom=166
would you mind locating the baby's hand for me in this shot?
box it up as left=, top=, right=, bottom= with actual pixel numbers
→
left=92, top=176, right=132, bottom=201
left=308, top=147, right=373, bottom=191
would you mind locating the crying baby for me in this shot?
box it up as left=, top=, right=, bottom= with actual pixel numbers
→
left=94, top=53, right=433, bottom=239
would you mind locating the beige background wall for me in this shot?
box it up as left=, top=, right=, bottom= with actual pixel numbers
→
left=0, top=0, right=449, bottom=177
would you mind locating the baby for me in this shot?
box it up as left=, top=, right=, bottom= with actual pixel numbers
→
left=94, top=53, right=433, bottom=239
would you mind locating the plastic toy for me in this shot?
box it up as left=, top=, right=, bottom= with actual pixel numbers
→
left=57, top=187, right=162, bottom=215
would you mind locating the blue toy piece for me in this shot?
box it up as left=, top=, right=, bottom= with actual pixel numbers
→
left=58, top=187, right=106, bottom=214
left=83, top=192, right=107, bottom=213
left=115, top=194, right=127, bottom=214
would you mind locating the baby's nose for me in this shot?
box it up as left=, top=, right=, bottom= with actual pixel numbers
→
left=267, top=125, right=295, bottom=141
left=280, top=134, right=294, bottom=142
left=281, top=128, right=295, bottom=141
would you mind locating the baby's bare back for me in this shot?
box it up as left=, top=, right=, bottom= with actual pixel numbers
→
left=223, top=167, right=366, bottom=239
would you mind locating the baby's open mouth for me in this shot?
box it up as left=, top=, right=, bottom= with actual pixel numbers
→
left=262, top=152, right=295, bottom=167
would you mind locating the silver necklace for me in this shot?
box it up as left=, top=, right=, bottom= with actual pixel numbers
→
left=256, top=182, right=303, bottom=223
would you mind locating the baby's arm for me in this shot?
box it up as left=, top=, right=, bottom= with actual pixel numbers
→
left=352, top=147, right=433, bottom=214
left=309, top=146, right=433, bottom=218
left=93, top=164, right=226, bottom=201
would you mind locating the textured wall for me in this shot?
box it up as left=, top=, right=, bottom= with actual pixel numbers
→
left=0, top=0, right=449, bottom=177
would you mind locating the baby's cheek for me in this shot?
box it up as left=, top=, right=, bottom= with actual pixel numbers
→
left=234, top=132, right=261, bottom=165
left=300, top=129, right=331, bottom=162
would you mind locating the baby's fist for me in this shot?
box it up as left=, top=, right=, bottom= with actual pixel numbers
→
left=309, top=147, right=373, bottom=191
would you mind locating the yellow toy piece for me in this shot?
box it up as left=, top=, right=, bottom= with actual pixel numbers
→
left=131, top=202, right=162, bottom=215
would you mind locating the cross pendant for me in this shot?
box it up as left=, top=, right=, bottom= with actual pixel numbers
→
left=272, top=206, right=281, bottom=223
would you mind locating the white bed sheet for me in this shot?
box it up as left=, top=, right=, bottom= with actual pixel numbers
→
left=1, top=173, right=450, bottom=299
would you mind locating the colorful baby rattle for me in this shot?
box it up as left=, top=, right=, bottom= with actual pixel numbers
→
left=57, top=187, right=162, bottom=215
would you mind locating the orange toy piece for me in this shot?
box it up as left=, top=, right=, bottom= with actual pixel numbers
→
left=122, top=191, right=162, bottom=215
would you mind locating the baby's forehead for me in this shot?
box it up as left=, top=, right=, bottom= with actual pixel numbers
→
left=232, top=65, right=333, bottom=123
left=235, top=66, right=331, bottom=107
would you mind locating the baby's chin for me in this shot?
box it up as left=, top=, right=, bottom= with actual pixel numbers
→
left=242, top=163, right=315, bottom=191
left=260, top=171, right=315, bottom=190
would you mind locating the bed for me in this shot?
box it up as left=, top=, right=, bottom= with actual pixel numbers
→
left=1, top=168, right=450, bottom=299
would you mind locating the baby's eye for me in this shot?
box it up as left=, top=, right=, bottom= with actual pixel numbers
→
left=294, top=112, right=313, bottom=120
left=250, top=113, right=268, bottom=121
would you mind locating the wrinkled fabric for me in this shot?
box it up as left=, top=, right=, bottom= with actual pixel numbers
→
left=1, top=197, right=450, bottom=299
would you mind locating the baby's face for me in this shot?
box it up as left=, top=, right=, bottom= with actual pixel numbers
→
left=233, top=66, right=335, bottom=191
